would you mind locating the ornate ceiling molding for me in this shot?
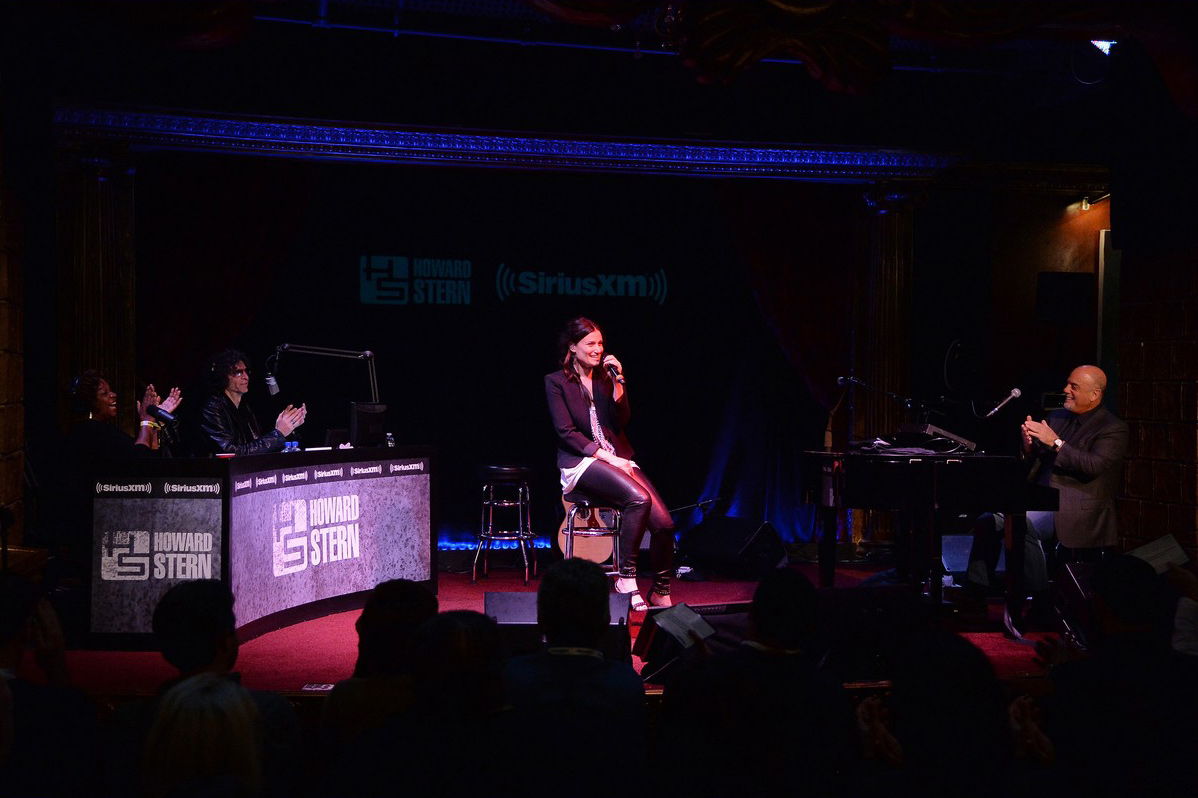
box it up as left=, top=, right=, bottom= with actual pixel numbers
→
left=54, top=105, right=958, bottom=182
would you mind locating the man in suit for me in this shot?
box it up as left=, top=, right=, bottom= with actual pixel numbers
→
left=963, top=365, right=1128, bottom=631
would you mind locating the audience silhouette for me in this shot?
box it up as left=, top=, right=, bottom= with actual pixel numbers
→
left=8, top=549, right=1198, bottom=798
left=105, top=579, right=300, bottom=798
left=141, top=672, right=265, bottom=798
left=0, top=571, right=100, bottom=797
left=318, top=578, right=438, bottom=750
left=1033, top=554, right=1198, bottom=798
left=657, top=567, right=858, bottom=798
left=504, top=557, right=649, bottom=798
left=857, top=627, right=1012, bottom=798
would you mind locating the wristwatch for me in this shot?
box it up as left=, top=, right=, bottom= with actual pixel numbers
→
left=1052, top=438, right=1064, bottom=452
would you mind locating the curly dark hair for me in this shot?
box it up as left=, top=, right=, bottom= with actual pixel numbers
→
left=205, top=349, right=250, bottom=393
left=67, top=369, right=107, bottom=417
left=556, top=317, right=600, bottom=381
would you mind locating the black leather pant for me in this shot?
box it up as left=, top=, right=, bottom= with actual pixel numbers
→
left=575, top=461, right=674, bottom=592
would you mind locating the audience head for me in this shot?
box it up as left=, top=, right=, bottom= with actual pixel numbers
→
left=1089, top=553, right=1165, bottom=638
left=537, top=557, right=611, bottom=648
left=748, top=567, right=818, bottom=650
left=885, top=628, right=1010, bottom=795
left=413, top=610, right=507, bottom=716
left=206, top=349, right=250, bottom=394
left=353, top=579, right=439, bottom=678
left=142, top=672, right=264, bottom=798
left=0, top=571, right=39, bottom=660
left=152, top=580, right=238, bottom=676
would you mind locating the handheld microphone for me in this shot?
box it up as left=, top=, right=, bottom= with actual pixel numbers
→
left=605, top=357, right=625, bottom=384
left=985, top=388, right=1022, bottom=418
left=146, top=405, right=177, bottom=424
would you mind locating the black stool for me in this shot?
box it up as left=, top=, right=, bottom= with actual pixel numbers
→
left=473, top=465, right=536, bottom=585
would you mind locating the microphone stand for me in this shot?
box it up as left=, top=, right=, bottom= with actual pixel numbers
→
left=843, top=376, right=934, bottom=426
left=270, top=343, right=380, bottom=403
left=825, top=381, right=851, bottom=451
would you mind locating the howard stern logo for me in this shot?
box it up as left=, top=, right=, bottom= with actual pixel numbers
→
left=272, top=495, right=362, bottom=577
left=495, top=264, right=668, bottom=306
left=359, top=255, right=472, bottom=306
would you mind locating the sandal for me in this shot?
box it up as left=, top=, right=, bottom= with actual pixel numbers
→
left=615, top=578, right=648, bottom=612
left=649, top=591, right=672, bottom=608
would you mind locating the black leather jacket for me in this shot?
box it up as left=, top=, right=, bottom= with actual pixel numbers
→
left=199, top=393, right=286, bottom=456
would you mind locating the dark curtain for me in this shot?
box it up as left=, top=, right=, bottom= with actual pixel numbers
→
left=682, top=182, right=865, bottom=542
left=718, top=181, right=863, bottom=411
left=135, top=155, right=315, bottom=392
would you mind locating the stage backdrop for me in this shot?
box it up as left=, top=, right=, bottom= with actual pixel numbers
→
left=134, top=154, right=849, bottom=546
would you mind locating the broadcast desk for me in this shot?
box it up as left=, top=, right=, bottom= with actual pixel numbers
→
left=89, top=447, right=434, bottom=643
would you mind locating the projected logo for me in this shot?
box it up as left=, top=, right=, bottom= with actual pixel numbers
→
left=100, top=530, right=151, bottom=581
left=273, top=499, right=309, bottom=577
left=360, top=255, right=410, bottom=304
left=359, top=254, right=472, bottom=306
left=495, top=264, right=668, bottom=306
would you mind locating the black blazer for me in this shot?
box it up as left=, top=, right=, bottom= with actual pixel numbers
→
left=1031, top=405, right=1128, bottom=548
left=544, top=369, right=634, bottom=469
left=198, top=393, right=286, bottom=456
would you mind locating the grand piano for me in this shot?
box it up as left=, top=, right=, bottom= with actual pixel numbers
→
left=801, top=449, right=1059, bottom=602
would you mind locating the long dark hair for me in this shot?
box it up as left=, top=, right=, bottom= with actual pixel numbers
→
left=557, top=317, right=600, bottom=382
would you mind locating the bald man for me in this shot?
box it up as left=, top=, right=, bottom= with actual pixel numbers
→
left=964, top=365, right=1128, bottom=630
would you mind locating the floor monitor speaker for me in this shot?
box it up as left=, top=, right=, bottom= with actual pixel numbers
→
left=483, top=591, right=631, bottom=663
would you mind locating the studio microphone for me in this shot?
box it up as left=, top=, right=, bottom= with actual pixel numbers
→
left=985, top=387, right=1022, bottom=418
left=146, top=405, right=177, bottom=424
left=605, top=357, right=625, bottom=384
left=265, top=345, right=282, bottom=395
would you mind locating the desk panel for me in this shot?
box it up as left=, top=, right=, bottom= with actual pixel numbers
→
left=90, top=448, right=433, bottom=637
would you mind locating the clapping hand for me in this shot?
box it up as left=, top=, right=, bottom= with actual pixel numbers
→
left=1022, top=416, right=1059, bottom=448
left=138, top=384, right=161, bottom=421
left=160, top=387, right=183, bottom=414
left=275, top=403, right=307, bottom=437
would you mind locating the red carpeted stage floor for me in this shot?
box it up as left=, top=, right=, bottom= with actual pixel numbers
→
left=27, top=560, right=1051, bottom=703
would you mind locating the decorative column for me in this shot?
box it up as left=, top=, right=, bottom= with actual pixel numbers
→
left=849, top=184, right=918, bottom=545
left=0, top=138, right=24, bottom=543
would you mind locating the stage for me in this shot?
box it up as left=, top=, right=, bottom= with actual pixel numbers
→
left=25, top=557, right=1051, bottom=716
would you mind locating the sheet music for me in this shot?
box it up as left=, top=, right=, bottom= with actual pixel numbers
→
left=1128, top=534, right=1189, bottom=574
left=652, top=603, right=715, bottom=648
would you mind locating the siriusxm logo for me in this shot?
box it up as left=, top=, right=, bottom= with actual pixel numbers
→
left=495, top=264, right=667, bottom=306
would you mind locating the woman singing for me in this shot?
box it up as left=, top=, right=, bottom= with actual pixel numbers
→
left=545, top=317, right=674, bottom=611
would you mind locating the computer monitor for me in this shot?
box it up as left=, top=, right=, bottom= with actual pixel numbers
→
left=349, top=402, right=387, bottom=447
